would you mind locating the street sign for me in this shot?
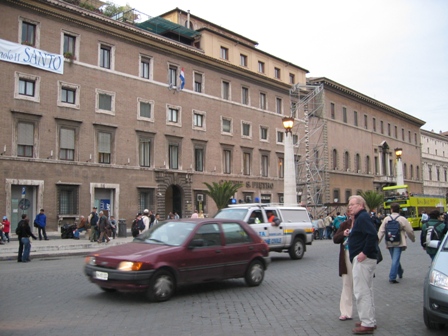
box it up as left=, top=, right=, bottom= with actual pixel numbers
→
left=19, top=198, right=30, bottom=210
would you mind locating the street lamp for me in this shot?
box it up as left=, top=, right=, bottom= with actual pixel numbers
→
left=395, top=147, right=404, bottom=189
left=282, top=117, right=294, bottom=134
left=282, top=116, right=296, bottom=205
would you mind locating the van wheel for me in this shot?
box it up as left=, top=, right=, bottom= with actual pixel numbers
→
left=146, top=270, right=175, bottom=302
left=289, top=238, right=305, bottom=260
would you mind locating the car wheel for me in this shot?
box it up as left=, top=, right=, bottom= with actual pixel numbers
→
left=245, top=259, right=264, bottom=287
left=99, top=286, right=116, bottom=293
left=146, top=270, right=175, bottom=302
left=289, top=237, right=305, bottom=260
left=424, top=307, right=445, bottom=330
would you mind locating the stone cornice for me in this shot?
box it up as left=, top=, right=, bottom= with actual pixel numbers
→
left=10, top=0, right=293, bottom=92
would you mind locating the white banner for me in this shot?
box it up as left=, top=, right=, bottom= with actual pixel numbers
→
left=0, top=38, right=64, bottom=74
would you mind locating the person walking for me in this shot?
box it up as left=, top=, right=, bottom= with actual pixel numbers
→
left=142, top=209, right=150, bottom=232
left=333, top=209, right=354, bottom=321
left=88, top=206, right=99, bottom=242
left=316, top=215, right=325, bottom=239
left=420, top=210, right=447, bottom=261
left=347, top=195, right=378, bottom=334
left=2, top=216, right=11, bottom=243
left=96, top=211, right=110, bottom=244
left=378, top=202, right=415, bottom=283
left=34, top=209, right=49, bottom=240
left=16, top=214, right=37, bottom=262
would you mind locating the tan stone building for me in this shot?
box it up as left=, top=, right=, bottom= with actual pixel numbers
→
left=296, top=78, right=425, bottom=216
left=421, top=130, right=448, bottom=197
left=0, top=0, right=308, bottom=230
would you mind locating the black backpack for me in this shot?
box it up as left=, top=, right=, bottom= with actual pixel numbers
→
left=15, top=220, right=24, bottom=236
left=386, top=215, right=401, bottom=243
left=131, top=219, right=140, bottom=237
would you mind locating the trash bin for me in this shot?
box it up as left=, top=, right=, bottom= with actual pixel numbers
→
left=118, top=219, right=127, bottom=237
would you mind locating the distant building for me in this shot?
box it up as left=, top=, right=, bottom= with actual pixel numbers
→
left=421, top=129, right=448, bottom=197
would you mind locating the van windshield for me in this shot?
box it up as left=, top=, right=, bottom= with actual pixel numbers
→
left=214, top=208, right=247, bottom=220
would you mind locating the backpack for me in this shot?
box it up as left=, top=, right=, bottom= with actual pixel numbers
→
left=90, top=212, right=99, bottom=226
left=15, top=220, right=24, bottom=235
left=138, top=219, right=145, bottom=231
left=424, top=222, right=443, bottom=247
left=131, top=219, right=142, bottom=237
left=386, top=215, right=401, bottom=243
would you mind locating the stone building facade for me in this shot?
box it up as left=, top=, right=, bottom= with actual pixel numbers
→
left=421, top=130, right=448, bottom=197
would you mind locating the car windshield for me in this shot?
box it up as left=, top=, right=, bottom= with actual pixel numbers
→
left=214, top=208, right=248, bottom=220
left=134, top=221, right=196, bottom=246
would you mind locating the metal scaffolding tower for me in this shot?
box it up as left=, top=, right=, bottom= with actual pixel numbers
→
left=289, top=83, right=326, bottom=218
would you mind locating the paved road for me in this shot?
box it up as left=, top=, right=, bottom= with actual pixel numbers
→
left=0, top=236, right=445, bottom=336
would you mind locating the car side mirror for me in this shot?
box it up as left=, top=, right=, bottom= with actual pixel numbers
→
left=189, top=238, right=205, bottom=248
left=273, top=217, right=281, bottom=226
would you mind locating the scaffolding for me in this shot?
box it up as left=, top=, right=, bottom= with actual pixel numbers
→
left=289, top=83, right=327, bottom=218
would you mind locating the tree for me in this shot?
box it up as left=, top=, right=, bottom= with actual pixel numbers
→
left=358, top=190, right=384, bottom=213
left=203, top=181, right=242, bottom=211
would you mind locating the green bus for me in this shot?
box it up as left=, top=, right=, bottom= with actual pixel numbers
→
left=383, top=185, right=446, bottom=229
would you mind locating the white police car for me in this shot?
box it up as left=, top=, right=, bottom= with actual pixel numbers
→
left=214, top=204, right=314, bottom=259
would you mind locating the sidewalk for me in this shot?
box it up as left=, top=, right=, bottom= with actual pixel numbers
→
left=0, top=230, right=134, bottom=261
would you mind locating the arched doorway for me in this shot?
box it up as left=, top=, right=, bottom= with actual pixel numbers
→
left=165, top=185, right=183, bottom=218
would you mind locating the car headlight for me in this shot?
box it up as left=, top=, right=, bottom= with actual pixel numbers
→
left=85, top=256, right=96, bottom=265
left=118, top=261, right=143, bottom=271
left=429, top=270, right=448, bottom=290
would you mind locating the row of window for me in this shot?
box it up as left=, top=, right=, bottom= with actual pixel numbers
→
left=330, top=103, right=419, bottom=145
left=19, top=19, right=286, bottom=114
left=220, top=46, right=295, bottom=83
left=15, top=70, right=294, bottom=143
left=331, top=149, right=421, bottom=180
left=15, top=120, right=288, bottom=176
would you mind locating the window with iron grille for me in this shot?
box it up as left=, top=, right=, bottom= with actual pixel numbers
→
left=58, top=185, right=79, bottom=215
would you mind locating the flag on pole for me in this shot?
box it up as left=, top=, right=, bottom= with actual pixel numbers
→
left=179, top=67, right=185, bottom=90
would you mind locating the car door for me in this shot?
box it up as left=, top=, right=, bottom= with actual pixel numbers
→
left=220, top=222, right=256, bottom=278
left=265, top=208, right=286, bottom=248
left=179, top=223, right=224, bottom=283
left=247, top=209, right=270, bottom=243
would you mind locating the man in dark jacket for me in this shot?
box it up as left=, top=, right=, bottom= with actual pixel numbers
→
left=96, top=211, right=110, bottom=244
left=347, top=195, right=378, bottom=334
left=16, top=214, right=37, bottom=262
left=34, top=208, right=49, bottom=240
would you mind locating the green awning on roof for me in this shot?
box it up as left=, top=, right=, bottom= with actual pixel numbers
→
left=136, top=16, right=200, bottom=40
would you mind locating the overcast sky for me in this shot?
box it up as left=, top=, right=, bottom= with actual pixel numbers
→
left=114, top=0, right=448, bottom=133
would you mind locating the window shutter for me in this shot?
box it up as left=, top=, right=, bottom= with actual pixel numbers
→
left=98, top=132, right=111, bottom=153
left=18, top=123, right=34, bottom=145
left=60, top=128, right=75, bottom=149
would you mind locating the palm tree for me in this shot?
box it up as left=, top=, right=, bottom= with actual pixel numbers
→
left=203, top=181, right=242, bottom=211
left=358, top=190, right=384, bottom=212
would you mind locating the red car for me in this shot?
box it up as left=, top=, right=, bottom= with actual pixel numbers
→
left=84, top=218, right=270, bottom=302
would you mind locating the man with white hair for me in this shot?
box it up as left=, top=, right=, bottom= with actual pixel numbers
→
left=347, top=195, right=378, bottom=334
left=142, top=209, right=150, bottom=232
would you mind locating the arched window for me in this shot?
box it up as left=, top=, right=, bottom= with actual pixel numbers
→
left=355, top=153, right=361, bottom=173
left=416, top=166, right=420, bottom=180
left=344, top=151, right=350, bottom=171
left=366, top=155, right=371, bottom=174
left=403, top=163, right=407, bottom=179
left=332, top=149, right=338, bottom=170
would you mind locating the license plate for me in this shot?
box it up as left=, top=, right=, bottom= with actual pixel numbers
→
left=94, top=271, right=108, bottom=281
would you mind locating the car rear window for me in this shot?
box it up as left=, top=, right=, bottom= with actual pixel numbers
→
left=280, top=209, right=310, bottom=222
left=214, top=208, right=248, bottom=220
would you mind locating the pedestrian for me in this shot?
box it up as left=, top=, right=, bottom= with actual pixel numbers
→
left=420, top=210, right=447, bottom=261
left=370, top=211, right=381, bottom=232
left=16, top=214, right=37, bottom=262
left=2, top=216, right=11, bottom=243
left=88, top=206, right=99, bottom=242
left=149, top=210, right=155, bottom=228
left=421, top=211, right=429, bottom=226
left=347, top=195, right=378, bottom=334
left=324, top=213, right=333, bottom=239
left=34, top=208, right=49, bottom=240
left=96, top=211, right=110, bottom=244
left=153, top=213, right=160, bottom=226
left=110, top=215, right=117, bottom=239
left=316, top=215, right=325, bottom=239
left=377, top=202, right=415, bottom=283
left=333, top=209, right=354, bottom=321
left=0, top=220, right=5, bottom=244
left=74, top=215, right=87, bottom=239
left=198, top=210, right=205, bottom=218
left=142, top=209, right=150, bottom=232
left=191, top=210, right=199, bottom=218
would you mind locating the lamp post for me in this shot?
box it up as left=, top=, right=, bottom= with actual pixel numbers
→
left=282, top=116, right=296, bottom=205
left=395, top=147, right=405, bottom=192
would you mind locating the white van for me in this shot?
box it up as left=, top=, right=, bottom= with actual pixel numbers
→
left=214, top=204, right=314, bottom=259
